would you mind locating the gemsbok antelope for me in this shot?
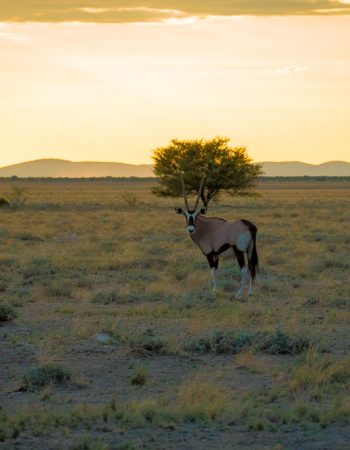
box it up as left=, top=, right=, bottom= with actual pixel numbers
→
left=175, top=175, right=259, bottom=298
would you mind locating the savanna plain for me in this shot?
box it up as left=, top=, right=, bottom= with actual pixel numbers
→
left=0, top=179, right=349, bottom=450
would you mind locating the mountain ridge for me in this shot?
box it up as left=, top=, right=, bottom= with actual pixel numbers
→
left=0, top=159, right=349, bottom=177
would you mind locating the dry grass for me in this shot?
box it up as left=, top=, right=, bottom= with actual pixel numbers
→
left=0, top=179, right=349, bottom=449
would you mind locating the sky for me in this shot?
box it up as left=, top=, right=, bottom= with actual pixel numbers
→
left=1, top=1, right=350, bottom=166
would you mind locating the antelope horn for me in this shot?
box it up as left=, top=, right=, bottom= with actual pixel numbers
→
left=194, top=174, right=205, bottom=211
left=181, top=173, right=190, bottom=210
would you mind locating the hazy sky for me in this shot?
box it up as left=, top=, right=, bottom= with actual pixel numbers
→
left=1, top=1, right=350, bottom=166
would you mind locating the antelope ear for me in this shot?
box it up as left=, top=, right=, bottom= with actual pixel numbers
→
left=175, top=207, right=183, bottom=215
left=200, top=207, right=207, bottom=215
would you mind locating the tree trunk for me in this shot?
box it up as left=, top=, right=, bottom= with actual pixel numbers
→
left=201, top=192, right=209, bottom=209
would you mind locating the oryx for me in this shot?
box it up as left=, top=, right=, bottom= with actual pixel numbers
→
left=175, top=175, right=258, bottom=298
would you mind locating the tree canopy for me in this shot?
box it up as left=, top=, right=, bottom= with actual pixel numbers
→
left=152, top=137, right=262, bottom=208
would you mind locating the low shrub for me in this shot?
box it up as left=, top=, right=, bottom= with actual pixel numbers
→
left=22, top=364, right=72, bottom=390
left=0, top=197, right=9, bottom=207
left=130, top=367, right=148, bottom=386
left=255, top=330, right=310, bottom=355
left=15, top=232, right=43, bottom=242
left=129, top=329, right=167, bottom=355
left=92, top=289, right=119, bottom=305
left=0, top=304, right=17, bottom=322
left=184, top=330, right=255, bottom=354
left=185, top=330, right=310, bottom=355
left=8, top=185, right=26, bottom=208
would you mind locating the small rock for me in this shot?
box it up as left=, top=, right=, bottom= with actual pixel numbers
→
left=94, top=333, right=111, bottom=343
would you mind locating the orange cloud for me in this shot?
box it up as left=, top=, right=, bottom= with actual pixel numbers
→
left=2, top=1, right=350, bottom=23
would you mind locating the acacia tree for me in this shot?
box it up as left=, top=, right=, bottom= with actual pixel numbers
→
left=152, top=137, right=262, bottom=208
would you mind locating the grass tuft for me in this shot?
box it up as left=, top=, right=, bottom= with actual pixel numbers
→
left=290, top=351, right=350, bottom=391
left=176, top=381, right=230, bottom=422
left=130, top=367, right=148, bottom=386
left=45, top=280, right=72, bottom=298
left=92, top=289, right=120, bottom=305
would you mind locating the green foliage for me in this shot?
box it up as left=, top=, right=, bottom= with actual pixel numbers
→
left=152, top=137, right=262, bottom=206
left=22, top=364, right=72, bottom=390
left=0, top=304, right=17, bottom=322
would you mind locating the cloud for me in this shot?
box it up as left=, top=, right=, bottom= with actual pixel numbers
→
left=264, top=66, right=309, bottom=75
left=1, top=1, right=350, bottom=23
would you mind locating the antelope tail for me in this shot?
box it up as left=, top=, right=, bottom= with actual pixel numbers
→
left=241, top=219, right=259, bottom=280
left=250, top=229, right=258, bottom=280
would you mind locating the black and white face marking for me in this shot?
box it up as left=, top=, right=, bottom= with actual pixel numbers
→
left=185, top=210, right=199, bottom=234
left=175, top=207, right=206, bottom=234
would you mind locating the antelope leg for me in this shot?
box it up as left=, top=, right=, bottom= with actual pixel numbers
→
left=248, top=275, right=253, bottom=296
left=210, top=268, right=218, bottom=295
left=207, top=253, right=219, bottom=296
left=236, top=265, right=249, bottom=298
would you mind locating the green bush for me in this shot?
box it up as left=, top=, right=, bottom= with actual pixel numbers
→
left=255, top=330, right=310, bottom=355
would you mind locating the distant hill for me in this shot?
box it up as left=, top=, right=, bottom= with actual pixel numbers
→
left=259, top=161, right=350, bottom=177
left=0, top=159, right=154, bottom=178
left=0, top=159, right=349, bottom=178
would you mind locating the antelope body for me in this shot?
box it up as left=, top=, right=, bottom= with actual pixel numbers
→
left=175, top=176, right=258, bottom=298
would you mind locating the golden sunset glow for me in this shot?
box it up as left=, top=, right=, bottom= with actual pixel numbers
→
left=1, top=3, right=350, bottom=166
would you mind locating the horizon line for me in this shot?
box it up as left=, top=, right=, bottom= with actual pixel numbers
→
left=1, top=158, right=350, bottom=169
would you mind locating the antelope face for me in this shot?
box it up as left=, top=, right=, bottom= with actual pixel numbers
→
left=175, top=207, right=206, bottom=234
